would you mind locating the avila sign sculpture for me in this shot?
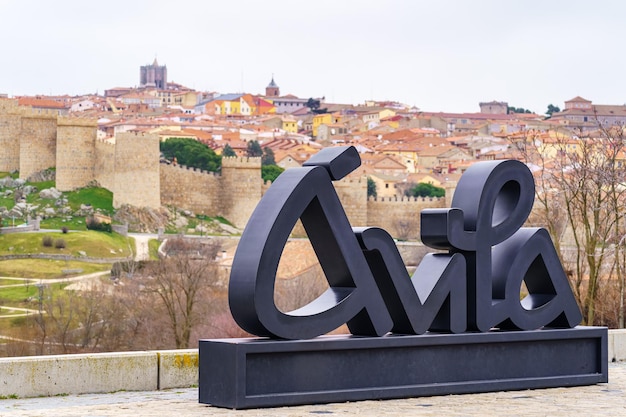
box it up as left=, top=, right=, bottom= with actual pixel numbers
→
left=199, top=146, right=607, bottom=409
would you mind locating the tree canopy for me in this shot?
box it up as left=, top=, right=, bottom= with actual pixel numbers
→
left=367, top=177, right=377, bottom=197
left=546, top=104, right=561, bottom=117
left=262, top=147, right=276, bottom=166
left=222, top=143, right=237, bottom=157
left=246, top=140, right=263, bottom=157
left=306, top=97, right=328, bottom=114
left=507, top=106, right=532, bottom=114
left=405, top=182, right=445, bottom=198
left=160, top=138, right=221, bottom=172
left=261, top=164, right=284, bottom=182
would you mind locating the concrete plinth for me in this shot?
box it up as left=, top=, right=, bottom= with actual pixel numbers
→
left=200, top=327, right=607, bottom=409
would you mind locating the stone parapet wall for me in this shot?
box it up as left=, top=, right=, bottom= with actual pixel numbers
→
left=334, top=176, right=368, bottom=227
left=0, top=349, right=199, bottom=398
left=94, top=139, right=116, bottom=191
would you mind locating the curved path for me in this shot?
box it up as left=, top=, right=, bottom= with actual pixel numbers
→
left=0, top=271, right=110, bottom=320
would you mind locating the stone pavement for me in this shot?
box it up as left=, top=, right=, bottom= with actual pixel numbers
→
left=0, top=362, right=625, bottom=417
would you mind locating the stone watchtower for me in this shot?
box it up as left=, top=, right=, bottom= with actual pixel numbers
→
left=56, top=117, right=97, bottom=191
left=479, top=101, right=508, bottom=115
left=220, top=156, right=262, bottom=228
left=20, top=109, right=58, bottom=179
left=0, top=99, right=22, bottom=172
left=265, top=76, right=280, bottom=97
left=113, top=132, right=161, bottom=209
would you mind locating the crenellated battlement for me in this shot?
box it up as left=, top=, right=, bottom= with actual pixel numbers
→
left=95, top=138, right=116, bottom=147
left=336, top=177, right=365, bottom=185
left=368, top=196, right=445, bottom=203
left=0, top=98, right=20, bottom=113
left=21, top=107, right=59, bottom=119
left=222, top=156, right=262, bottom=169
left=116, top=131, right=157, bottom=139
left=57, top=116, right=97, bottom=127
left=161, top=161, right=220, bottom=177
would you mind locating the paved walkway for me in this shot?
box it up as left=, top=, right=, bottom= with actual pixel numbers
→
left=0, top=362, right=624, bottom=416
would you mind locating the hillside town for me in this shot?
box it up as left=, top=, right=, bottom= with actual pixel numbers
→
left=1, top=58, right=626, bottom=349
left=3, top=58, right=621, bottom=202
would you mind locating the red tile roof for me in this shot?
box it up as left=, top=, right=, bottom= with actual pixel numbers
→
left=17, top=97, right=67, bottom=109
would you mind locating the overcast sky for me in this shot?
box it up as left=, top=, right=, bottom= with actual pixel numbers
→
left=0, top=0, right=624, bottom=114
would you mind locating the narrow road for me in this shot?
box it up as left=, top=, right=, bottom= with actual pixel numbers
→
left=128, top=233, right=158, bottom=261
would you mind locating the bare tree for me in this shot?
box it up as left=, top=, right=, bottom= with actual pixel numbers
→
left=143, top=238, right=221, bottom=348
left=514, top=123, right=626, bottom=326
left=393, top=219, right=417, bottom=241
left=31, top=280, right=132, bottom=354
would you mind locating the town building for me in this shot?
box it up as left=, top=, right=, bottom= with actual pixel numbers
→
left=140, top=58, right=167, bottom=89
left=549, top=96, right=626, bottom=131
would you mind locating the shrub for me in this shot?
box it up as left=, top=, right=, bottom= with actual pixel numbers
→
left=61, top=226, right=68, bottom=234
left=86, top=216, right=112, bottom=232
left=54, top=239, right=66, bottom=249
left=42, top=236, right=53, bottom=247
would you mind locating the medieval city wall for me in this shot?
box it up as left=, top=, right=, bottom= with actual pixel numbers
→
left=220, top=157, right=263, bottom=228
left=334, top=177, right=368, bottom=227
left=113, top=132, right=160, bottom=209
left=160, top=163, right=221, bottom=215
left=0, top=99, right=22, bottom=172
left=19, top=111, right=57, bottom=179
left=367, top=196, right=446, bottom=241
left=56, top=117, right=97, bottom=191
left=265, top=174, right=446, bottom=240
left=0, top=99, right=451, bottom=238
left=94, top=140, right=116, bottom=191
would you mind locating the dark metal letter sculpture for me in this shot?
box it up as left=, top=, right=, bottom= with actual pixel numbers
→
left=230, top=147, right=581, bottom=338
left=202, top=146, right=606, bottom=409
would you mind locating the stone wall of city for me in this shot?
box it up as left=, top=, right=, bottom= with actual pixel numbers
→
left=19, top=112, right=57, bottom=179
left=367, top=196, right=446, bottom=240
left=334, top=177, right=368, bottom=227
left=94, top=139, right=116, bottom=191
left=112, top=132, right=161, bottom=209
left=0, top=99, right=23, bottom=172
left=160, top=163, right=221, bottom=215
left=0, top=100, right=449, bottom=236
left=56, top=117, right=97, bottom=191
left=219, top=156, right=263, bottom=228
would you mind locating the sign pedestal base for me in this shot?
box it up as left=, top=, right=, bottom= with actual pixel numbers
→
left=199, top=326, right=607, bottom=409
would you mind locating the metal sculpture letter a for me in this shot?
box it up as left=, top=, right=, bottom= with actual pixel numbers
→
left=229, top=146, right=392, bottom=339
